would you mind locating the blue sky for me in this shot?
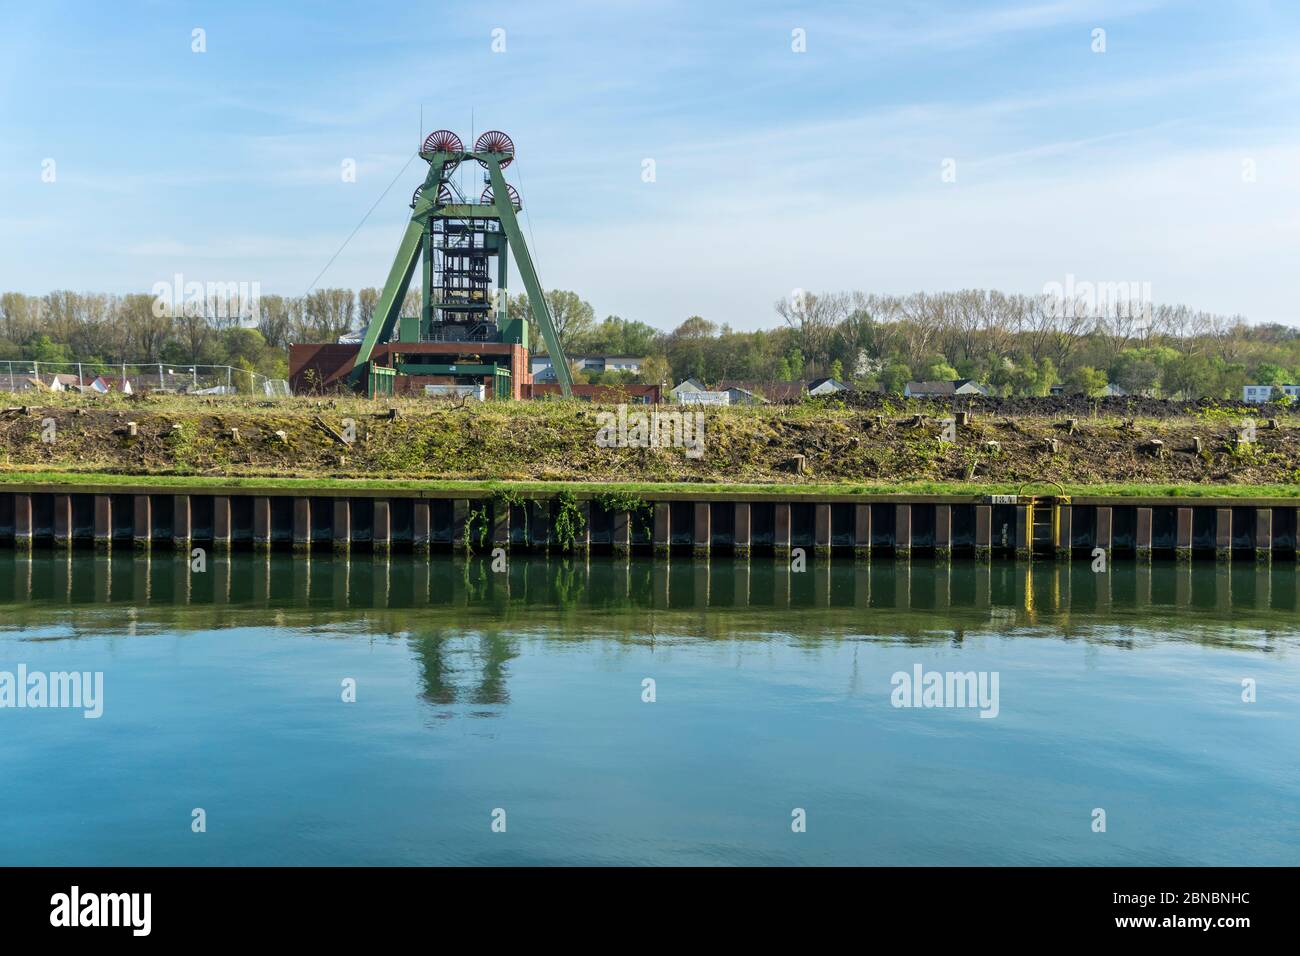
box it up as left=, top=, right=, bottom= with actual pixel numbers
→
left=1, top=0, right=1298, bottom=328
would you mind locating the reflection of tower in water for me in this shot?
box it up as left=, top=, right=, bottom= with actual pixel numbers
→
left=408, top=628, right=519, bottom=708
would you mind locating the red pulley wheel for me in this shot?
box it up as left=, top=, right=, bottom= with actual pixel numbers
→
left=474, top=130, right=515, bottom=168
left=422, top=130, right=462, bottom=173
left=480, top=184, right=521, bottom=209
left=422, top=129, right=463, bottom=153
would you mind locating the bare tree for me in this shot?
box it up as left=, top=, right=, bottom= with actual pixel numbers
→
left=358, top=287, right=380, bottom=330
left=400, top=286, right=421, bottom=320
left=256, top=295, right=294, bottom=351
left=303, top=289, right=357, bottom=342
left=543, top=289, right=595, bottom=353
left=174, top=302, right=214, bottom=363
left=774, top=290, right=842, bottom=372
left=0, top=292, right=41, bottom=343
left=894, top=292, right=947, bottom=361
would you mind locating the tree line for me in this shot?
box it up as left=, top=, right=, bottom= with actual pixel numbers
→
left=3, top=286, right=1298, bottom=398
left=515, top=288, right=1300, bottom=398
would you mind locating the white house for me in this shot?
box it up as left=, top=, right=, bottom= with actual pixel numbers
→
left=722, top=385, right=760, bottom=405
left=532, top=354, right=644, bottom=382
left=679, top=391, right=730, bottom=405
left=1243, top=384, right=1300, bottom=404
left=670, top=378, right=730, bottom=405
left=904, top=379, right=990, bottom=398
left=807, top=377, right=850, bottom=396
left=89, top=376, right=133, bottom=395
left=669, top=377, right=706, bottom=399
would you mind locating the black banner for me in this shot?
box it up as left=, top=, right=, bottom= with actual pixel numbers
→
left=0, top=866, right=1284, bottom=942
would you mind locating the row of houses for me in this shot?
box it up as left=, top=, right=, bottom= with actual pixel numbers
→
left=531, top=354, right=644, bottom=383
left=535, top=360, right=1295, bottom=405
left=903, top=379, right=990, bottom=398
left=889, top=378, right=1295, bottom=402
left=669, top=377, right=850, bottom=405
left=671, top=377, right=1141, bottom=403
left=1, top=371, right=246, bottom=396
left=671, top=377, right=983, bottom=404
left=522, top=356, right=1149, bottom=402
left=1, top=373, right=134, bottom=395
left=905, top=379, right=1136, bottom=398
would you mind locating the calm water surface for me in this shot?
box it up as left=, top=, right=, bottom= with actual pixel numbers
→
left=0, top=552, right=1297, bottom=866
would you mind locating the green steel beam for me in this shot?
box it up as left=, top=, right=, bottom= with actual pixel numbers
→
left=435, top=203, right=496, bottom=216
left=428, top=300, right=492, bottom=310
left=396, top=363, right=502, bottom=375
left=485, top=160, right=573, bottom=397
left=350, top=157, right=449, bottom=378
left=420, top=222, right=433, bottom=332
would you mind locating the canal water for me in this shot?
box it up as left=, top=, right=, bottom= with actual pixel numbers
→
left=0, top=552, right=1296, bottom=866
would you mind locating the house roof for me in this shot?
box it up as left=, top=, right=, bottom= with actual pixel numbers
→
left=807, top=377, right=849, bottom=391
left=907, top=379, right=990, bottom=395
left=718, top=381, right=806, bottom=401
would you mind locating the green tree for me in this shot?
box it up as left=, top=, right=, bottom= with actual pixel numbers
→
left=1253, top=362, right=1290, bottom=387
left=1032, top=357, right=1059, bottom=396
left=509, top=290, right=596, bottom=356
left=546, top=291, right=595, bottom=354
left=665, top=315, right=717, bottom=382
left=1162, top=354, right=1217, bottom=398
left=222, top=327, right=269, bottom=369
left=638, top=355, right=670, bottom=386
left=1109, top=348, right=1171, bottom=396
left=880, top=362, right=911, bottom=395
left=1064, top=365, right=1108, bottom=396
left=25, top=334, right=71, bottom=365
left=785, top=348, right=805, bottom=380
left=575, top=315, right=661, bottom=356
left=921, top=359, right=958, bottom=382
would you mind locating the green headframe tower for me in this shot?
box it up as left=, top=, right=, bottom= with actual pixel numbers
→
left=349, top=129, right=572, bottom=399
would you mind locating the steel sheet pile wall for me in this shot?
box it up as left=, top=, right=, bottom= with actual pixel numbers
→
left=0, top=487, right=1295, bottom=563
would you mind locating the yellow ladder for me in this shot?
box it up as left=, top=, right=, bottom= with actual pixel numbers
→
left=1017, top=482, right=1070, bottom=556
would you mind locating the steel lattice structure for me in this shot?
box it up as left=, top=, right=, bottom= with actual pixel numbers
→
left=349, top=129, right=573, bottom=397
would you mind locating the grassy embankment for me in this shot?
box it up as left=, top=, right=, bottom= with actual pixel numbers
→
left=0, top=391, right=1297, bottom=498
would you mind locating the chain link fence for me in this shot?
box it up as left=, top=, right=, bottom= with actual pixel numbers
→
left=0, top=361, right=290, bottom=397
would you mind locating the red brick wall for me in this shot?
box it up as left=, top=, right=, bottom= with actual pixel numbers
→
left=289, top=344, right=360, bottom=393
left=291, top=341, right=536, bottom=398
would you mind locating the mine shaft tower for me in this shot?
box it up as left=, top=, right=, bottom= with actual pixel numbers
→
left=350, top=129, right=572, bottom=398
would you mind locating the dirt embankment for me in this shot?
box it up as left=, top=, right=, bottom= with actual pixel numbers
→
left=0, top=394, right=1296, bottom=486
